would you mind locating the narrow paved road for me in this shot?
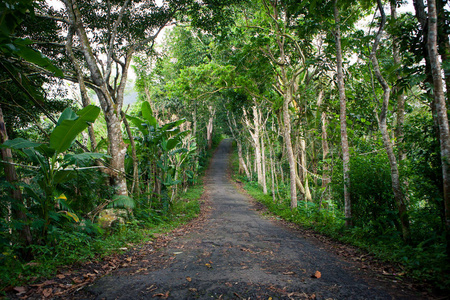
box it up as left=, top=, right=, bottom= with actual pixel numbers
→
left=85, top=139, right=418, bottom=299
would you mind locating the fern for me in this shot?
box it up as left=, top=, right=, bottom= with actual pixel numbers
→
left=107, top=195, right=136, bottom=209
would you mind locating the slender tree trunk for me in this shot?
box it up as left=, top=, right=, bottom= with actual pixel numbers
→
left=299, top=136, right=312, bottom=203
left=371, top=0, right=410, bottom=242
left=122, top=113, right=139, bottom=195
left=317, top=90, right=330, bottom=206
left=252, top=107, right=263, bottom=188
left=206, top=106, right=215, bottom=150
left=282, top=89, right=298, bottom=209
left=246, top=148, right=252, bottom=180
left=413, top=2, right=445, bottom=229
left=244, top=106, right=265, bottom=189
left=427, top=0, right=450, bottom=257
left=65, top=27, right=97, bottom=151
left=437, top=0, right=450, bottom=100
left=261, top=132, right=268, bottom=194
left=334, top=0, right=351, bottom=226
left=0, top=105, right=33, bottom=249
left=268, top=130, right=276, bottom=202
left=226, top=111, right=250, bottom=178
left=237, top=141, right=251, bottom=178
left=391, top=2, right=406, bottom=163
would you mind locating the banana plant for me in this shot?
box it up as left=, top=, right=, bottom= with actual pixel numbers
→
left=2, top=105, right=106, bottom=239
left=126, top=102, right=193, bottom=206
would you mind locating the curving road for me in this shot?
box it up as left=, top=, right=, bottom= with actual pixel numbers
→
left=85, top=139, right=419, bottom=299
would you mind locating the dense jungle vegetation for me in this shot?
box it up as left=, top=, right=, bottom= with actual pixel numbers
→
left=1, top=0, right=449, bottom=293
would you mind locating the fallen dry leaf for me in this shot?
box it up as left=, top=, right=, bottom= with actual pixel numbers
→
left=189, top=288, right=197, bottom=292
left=72, top=277, right=83, bottom=284
left=42, top=287, right=52, bottom=297
left=13, top=286, right=26, bottom=295
left=283, top=271, right=296, bottom=275
left=56, top=274, right=65, bottom=279
left=205, top=263, right=212, bottom=268
left=153, top=291, right=170, bottom=298
left=31, top=280, right=56, bottom=288
left=186, top=276, right=192, bottom=282
left=311, top=271, right=321, bottom=279
left=146, top=284, right=157, bottom=292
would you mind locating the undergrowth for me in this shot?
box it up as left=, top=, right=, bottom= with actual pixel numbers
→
left=0, top=179, right=204, bottom=293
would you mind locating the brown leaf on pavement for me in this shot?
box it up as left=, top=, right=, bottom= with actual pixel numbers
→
left=283, top=271, right=296, bottom=275
left=42, top=287, right=52, bottom=298
left=13, top=286, right=26, bottom=295
left=153, top=291, right=170, bottom=298
left=30, top=280, right=56, bottom=287
left=311, top=271, right=321, bottom=279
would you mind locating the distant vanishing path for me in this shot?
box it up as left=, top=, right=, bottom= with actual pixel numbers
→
left=84, top=139, right=420, bottom=299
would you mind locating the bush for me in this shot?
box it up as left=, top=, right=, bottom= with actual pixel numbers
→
left=331, top=152, right=398, bottom=234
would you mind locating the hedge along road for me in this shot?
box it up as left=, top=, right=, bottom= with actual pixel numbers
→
left=84, top=139, right=420, bottom=300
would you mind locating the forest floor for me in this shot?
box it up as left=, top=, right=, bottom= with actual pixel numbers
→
left=11, top=139, right=436, bottom=299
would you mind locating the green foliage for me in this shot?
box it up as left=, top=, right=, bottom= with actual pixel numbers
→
left=2, top=105, right=104, bottom=241
left=0, top=0, right=62, bottom=77
left=125, top=101, right=197, bottom=208
left=107, top=195, right=136, bottom=210
left=0, top=173, right=205, bottom=292
left=332, top=152, right=398, bottom=232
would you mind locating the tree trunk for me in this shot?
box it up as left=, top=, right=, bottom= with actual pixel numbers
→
left=299, top=136, right=312, bottom=203
left=268, top=130, right=276, bottom=202
left=252, top=107, right=263, bottom=189
left=226, top=111, right=250, bottom=178
left=98, top=91, right=128, bottom=196
left=206, top=106, right=215, bottom=149
left=0, top=105, right=33, bottom=248
left=436, top=0, right=450, bottom=101
left=65, top=0, right=131, bottom=196
left=65, top=27, right=97, bottom=151
left=246, top=148, right=252, bottom=180
left=371, top=0, right=410, bottom=242
left=317, top=90, right=330, bottom=205
left=244, top=106, right=266, bottom=190
left=391, top=2, right=406, bottom=164
left=261, top=132, right=268, bottom=194
left=282, top=89, right=298, bottom=209
left=122, top=113, right=139, bottom=195
left=334, top=0, right=352, bottom=226
left=237, top=141, right=251, bottom=178
left=427, top=0, right=450, bottom=257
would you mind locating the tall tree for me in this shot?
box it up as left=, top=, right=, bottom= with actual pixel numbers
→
left=333, top=0, right=352, bottom=226
left=0, top=104, right=33, bottom=249
left=370, top=0, right=410, bottom=242
left=427, top=0, right=450, bottom=257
